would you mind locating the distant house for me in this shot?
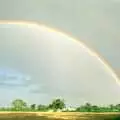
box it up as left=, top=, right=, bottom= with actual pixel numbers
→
left=62, top=107, right=76, bottom=112
left=47, top=109, right=54, bottom=112
left=48, top=109, right=63, bottom=112
left=68, top=107, right=76, bottom=111
left=56, top=109, right=62, bottom=112
left=47, top=107, right=76, bottom=112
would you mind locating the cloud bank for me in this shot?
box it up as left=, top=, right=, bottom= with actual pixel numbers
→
left=0, top=24, right=120, bottom=106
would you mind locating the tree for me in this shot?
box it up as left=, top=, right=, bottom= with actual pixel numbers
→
left=30, top=104, right=36, bottom=111
left=37, top=104, right=48, bottom=111
left=11, top=99, right=27, bottom=111
left=91, top=105, right=99, bottom=112
left=115, top=104, right=120, bottom=111
left=84, top=102, right=92, bottom=112
left=49, top=98, right=65, bottom=110
left=109, top=104, right=115, bottom=111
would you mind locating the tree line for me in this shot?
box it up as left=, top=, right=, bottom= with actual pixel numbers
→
left=1, top=98, right=120, bottom=112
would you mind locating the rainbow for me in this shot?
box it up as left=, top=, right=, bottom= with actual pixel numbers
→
left=0, top=20, right=120, bottom=86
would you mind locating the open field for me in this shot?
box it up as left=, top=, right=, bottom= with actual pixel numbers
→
left=0, top=112, right=120, bottom=120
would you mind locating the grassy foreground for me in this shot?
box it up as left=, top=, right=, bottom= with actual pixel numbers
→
left=0, top=112, right=120, bottom=120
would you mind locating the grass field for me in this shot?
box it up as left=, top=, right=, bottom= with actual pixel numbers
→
left=0, top=112, right=120, bottom=120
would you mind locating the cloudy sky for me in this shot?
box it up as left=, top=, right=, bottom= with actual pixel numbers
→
left=0, top=0, right=120, bottom=107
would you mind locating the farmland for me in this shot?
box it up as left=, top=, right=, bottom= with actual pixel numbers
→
left=0, top=112, right=120, bottom=120
left=1, top=98, right=120, bottom=119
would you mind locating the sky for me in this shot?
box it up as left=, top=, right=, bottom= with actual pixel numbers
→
left=0, top=0, right=120, bottom=107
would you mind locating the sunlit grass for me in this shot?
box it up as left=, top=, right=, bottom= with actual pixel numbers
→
left=0, top=112, right=120, bottom=120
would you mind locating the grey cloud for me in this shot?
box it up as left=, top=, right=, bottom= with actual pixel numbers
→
left=0, top=24, right=119, bottom=105
left=0, top=68, right=32, bottom=88
left=0, top=0, right=120, bottom=70
left=0, top=0, right=119, bottom=72
left=0, top=82, right=28, bottom=88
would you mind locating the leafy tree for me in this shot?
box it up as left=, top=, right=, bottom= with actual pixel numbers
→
left=84, top=102, right=92, bottom=112
left=49, top=98, right=65, bottom=110
left=91, top=105, right=100, bottom=112
left=115, top=104, right=120, bottom=111
left=11, top=99, right=27, bottom=111
left=76, top=103, right=99, bottom=112
left=109, top=104, right=115, bottom=111
left=37, top=104, right=48, bottom=111
left=30, top=104, right=36, bottom=111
